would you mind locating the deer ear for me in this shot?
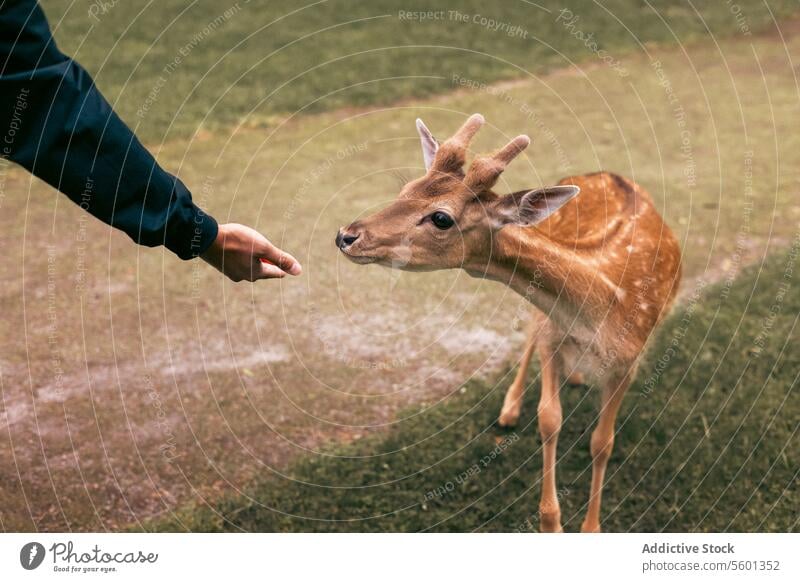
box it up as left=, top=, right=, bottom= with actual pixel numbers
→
left=491, top=185, right=580, bottom=228
left=416, top=118, right=439, bottom=171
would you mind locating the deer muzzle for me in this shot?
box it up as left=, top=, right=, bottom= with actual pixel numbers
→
left=335, top=228, right=360, bottom=250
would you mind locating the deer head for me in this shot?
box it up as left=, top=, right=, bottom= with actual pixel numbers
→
left=335, top=114, right=580, bottom=273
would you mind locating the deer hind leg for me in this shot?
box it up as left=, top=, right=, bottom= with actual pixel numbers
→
left=498, top=323, right=538, bottom=428
left=537, top=345, right=563, bottom=533
left=581, top=373, right=631, bottom=533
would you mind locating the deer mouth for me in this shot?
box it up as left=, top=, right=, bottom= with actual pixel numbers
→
left=339, top=249, right=378, bottom=265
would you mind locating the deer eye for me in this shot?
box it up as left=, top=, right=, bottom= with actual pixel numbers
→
left=430, top=211, right=454, bottom=230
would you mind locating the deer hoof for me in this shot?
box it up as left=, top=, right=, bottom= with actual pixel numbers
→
left=540, top=512, right=563, bottom=533
left=497, top=409, right=519, bottom=428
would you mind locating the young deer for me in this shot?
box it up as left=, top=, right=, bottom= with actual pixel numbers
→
left=336, top=114, right=682, bottom=532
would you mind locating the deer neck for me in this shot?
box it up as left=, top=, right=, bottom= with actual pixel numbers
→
left=466, top=226, right=619, bottom=334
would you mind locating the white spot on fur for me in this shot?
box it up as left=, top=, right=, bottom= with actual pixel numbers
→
left=595, top=271, right=625, bottom=301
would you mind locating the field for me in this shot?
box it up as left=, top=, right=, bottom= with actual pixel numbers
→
left=42, top=0, right=800, bottom=141
left=0, top=1, right=798, bottom=531
left=153, top=249, right=800, bottom=532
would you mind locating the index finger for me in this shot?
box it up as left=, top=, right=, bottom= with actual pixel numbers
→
left=258, top=242, right=302, bottom=276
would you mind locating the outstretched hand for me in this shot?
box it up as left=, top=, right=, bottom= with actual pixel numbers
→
left=201, top=223, right=302, bottom=282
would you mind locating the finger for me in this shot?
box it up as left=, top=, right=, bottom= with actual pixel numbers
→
left=255, top=260, right=288, bottom=280
left=258, top=242, right=302, bottom=276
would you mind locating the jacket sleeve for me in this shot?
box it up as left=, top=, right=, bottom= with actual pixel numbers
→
left=0, top=0, right=218, bottom=259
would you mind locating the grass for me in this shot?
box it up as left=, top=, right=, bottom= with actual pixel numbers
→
left=1, top=3, right=799, bottom=531
left=41, top=0, right=800, bottom=141
left=148, top=246, right=800, bottom=532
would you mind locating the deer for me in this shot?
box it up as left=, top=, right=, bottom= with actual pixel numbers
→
left=335, top=114, right=682, bottom=532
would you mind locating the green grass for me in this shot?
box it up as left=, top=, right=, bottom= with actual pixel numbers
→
left=148, top=247, right=800, bottom=532
left=42, top=0, right=799, bottom=141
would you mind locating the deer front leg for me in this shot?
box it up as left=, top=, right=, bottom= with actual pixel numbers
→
left=536, top=346, right=563, bottom=532
left=498, top=324, right=538, bottom=427
left=581, top=374, right=630, bottom=533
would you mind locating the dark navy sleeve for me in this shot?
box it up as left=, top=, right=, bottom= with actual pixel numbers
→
left=0, top=0, right=218, bottom=259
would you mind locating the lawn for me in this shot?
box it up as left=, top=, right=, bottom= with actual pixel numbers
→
left=41, top=0, right=800, bottom=141
left=149, top=246, right=800, bottom=532
left=0, top=2, right=798, bottom=531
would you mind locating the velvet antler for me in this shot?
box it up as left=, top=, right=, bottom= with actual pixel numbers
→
left=428, top=113, right=485, bottom=176
left=464, top=134, right=531, bottom=192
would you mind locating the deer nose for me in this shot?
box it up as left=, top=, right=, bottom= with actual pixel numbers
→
left=336, top=229, right=360, bottom=250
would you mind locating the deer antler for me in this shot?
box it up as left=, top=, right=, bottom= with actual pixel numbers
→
left=464, top=134, right=531, bottom=192
left=429, top=113, right=485, bottom=175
